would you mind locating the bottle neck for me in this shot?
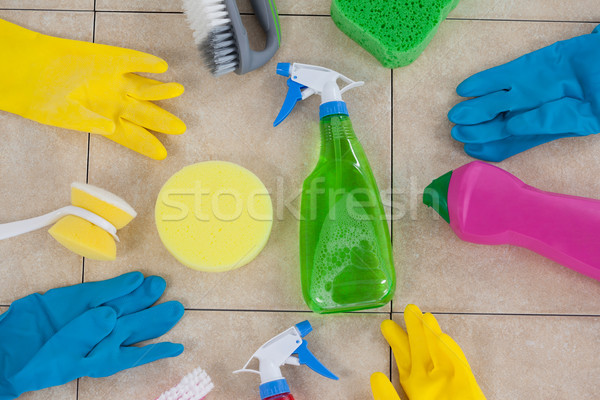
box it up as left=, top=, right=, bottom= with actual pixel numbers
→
left=320, top=114, right=356, bottom=142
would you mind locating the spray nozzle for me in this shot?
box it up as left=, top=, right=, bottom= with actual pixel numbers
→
left=233, top=320, right=338, bottom=399
left=274, top=62, right=364, bottom=127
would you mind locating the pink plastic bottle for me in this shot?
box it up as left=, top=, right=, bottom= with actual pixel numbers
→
left=424, top=161, right=600, bottom=281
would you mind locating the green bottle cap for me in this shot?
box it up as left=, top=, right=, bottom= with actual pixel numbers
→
left=423, top=170, right=453, bottom=223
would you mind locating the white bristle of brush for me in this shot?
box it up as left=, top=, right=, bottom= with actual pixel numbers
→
left=183, top=0, right=230, bottom=45
left=183, top=0, right=239, bottom=77
left=156, top=367, right=214, bottom=400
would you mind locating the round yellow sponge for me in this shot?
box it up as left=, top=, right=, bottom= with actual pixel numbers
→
left=155, top=161, right=273, bottom=272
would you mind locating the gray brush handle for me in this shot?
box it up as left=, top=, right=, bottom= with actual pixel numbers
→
left=225, top=0, right=281, bottom=74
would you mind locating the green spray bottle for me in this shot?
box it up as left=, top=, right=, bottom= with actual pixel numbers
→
left=274, top=63, right=395, bottom=313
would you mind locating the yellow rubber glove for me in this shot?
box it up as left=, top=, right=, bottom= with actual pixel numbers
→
left=0, top=18, right=186, bottom=160
left=371, top=304, right=486, bottom=400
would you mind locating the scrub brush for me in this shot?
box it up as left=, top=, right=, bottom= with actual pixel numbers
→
left=156, top=367, right=214, bottom=400
left=0, top=182, right=136, bottom=260
left=182, top=0, right=281, bottom=77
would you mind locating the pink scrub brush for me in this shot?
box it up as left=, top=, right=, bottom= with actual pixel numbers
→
left=156, top=367, right=214, bottom=400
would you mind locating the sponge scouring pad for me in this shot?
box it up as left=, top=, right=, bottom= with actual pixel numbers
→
left=331, top=0, right=460, bottom=68
left=49, top=215, right=117, bottom=261
left=155, top=161, right=273, bottom=272
left=71, top=182, right=137, bottom=229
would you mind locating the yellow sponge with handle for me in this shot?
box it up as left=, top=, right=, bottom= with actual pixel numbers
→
left=48, top=183, right=136, bottom=260
left=49, top=216, right=117, bottom=261
left=70, top=182, right=137, bottom=229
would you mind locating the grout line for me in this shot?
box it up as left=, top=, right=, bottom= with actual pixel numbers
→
left=446, top=16, right=600, bottom=24
left=0, top=8, right=93, bottom=12
left=389, top=68, right=394, bottom=382
left=1, top=8, right=598, bottom=24
left=183, top=307, right=392, bottom=314
left=1, top=303, right=596, bottom=318
left=95, top=9, right=183, bottom=14
left=0, top=303, right=598, bottom=318
left=80, top=1, right=97, bottom=289
left=77, top=6, right=96, bottom=400
left=391, top=311, right=600, bottom=318
left=261, top=13, right=330, bottom=17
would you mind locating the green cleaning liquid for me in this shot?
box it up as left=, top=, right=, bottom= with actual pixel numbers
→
left=300, top=114, right=395, bottom=313
left=274, top=62, right=395, bottom=313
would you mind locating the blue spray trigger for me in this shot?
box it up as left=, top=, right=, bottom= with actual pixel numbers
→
left=276, top=62, right=292, bottom=77
left=295, top=320, right=312, bottom=337
left=293, top=340, right=339, bottom=381
left=274, top=79, right=306, bottom=127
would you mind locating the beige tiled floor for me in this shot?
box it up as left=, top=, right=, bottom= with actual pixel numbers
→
left=0, top=1, right=599, bottom=400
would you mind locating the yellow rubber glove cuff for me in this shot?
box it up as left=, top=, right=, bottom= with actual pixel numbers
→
left=370, top=304, right=486, bottom=400
left=0, top=18, right=186, bottom=160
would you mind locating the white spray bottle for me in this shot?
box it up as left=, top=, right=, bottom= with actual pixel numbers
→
left=233, top=320, right=338, bottom=400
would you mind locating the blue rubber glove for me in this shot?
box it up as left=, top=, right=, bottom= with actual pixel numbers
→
left=448, top=25, right=600, bottom=161
left=0, top=272, right=184, bottom=399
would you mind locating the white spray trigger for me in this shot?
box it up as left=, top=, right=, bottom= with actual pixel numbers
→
left=288, top=63, right=364, bottom=103
left=233, top=325, right=304, bottom=383
left=274, top=62, right=364, bottom=126
left=233, top=321, right=338, bottom=388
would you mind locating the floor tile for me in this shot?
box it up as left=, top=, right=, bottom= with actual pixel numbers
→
left=14, top=384, right=77, bottom=400
left=389, top=313, right=600, bottom=400
left=239, top=0, right=330, bottom=15
left=95, top=0, right=330, bottom=15
left=0, top=0, right=93, bottom=10
left=392, top=20, right=600, bottom=314
left=96, top=0, right=182, bottom=12
left=451, top=0, right=600, bottom=21
left=0, top=10, right=93, bottom=304
left=78, top=310, right=390, bottom=400
left=86, top=12, right=392, bottom=312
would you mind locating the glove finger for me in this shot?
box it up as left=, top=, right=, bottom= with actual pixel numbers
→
left=119, top=50, right=169, bottom=74
left=421, top=313, right=448, bottom=370
left=506, top=98, right=600, bottom=136
left=44, top=271, right=144, bottom=311
left=380, top=320, right=410, bottom=376
left=63, top=100, right=115, bottom=135
left=121, top=100, right=186, bottom=135
left=114, top=342, right=184, bottom=372
left=114, top=301, right=184, bottom=346
left=463, top=132, right=578, bottom=162
left=103, top=275, right=167, bottom=317
left=107, top=119, right=168, bottom=160
left=449, top=90, right=515, bottom=125
left=403, top=304, right=432, bottom=373
left=59, top=307, right=117, bottom=357
left=37, top=308, right=115, bottom=363
left=451, top=116, right=510, bottom=144
left=126, top=74, right=185, bottom=101
left=438, top=333, right=471, bottom=369
left=456, top=64, right=515, bottom=98
left=370, top=372, right=401, bottom=400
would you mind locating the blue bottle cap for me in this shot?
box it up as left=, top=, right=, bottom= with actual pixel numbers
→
left=259, top=379, right=290, bottom=400
left=319, top=101, right=349, bottom=119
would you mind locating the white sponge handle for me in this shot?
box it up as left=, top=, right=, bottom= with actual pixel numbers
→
left=0, top=205, right=118, bottom=241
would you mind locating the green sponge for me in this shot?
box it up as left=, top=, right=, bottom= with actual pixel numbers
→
left=331, top=0, right=460, bottom=68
